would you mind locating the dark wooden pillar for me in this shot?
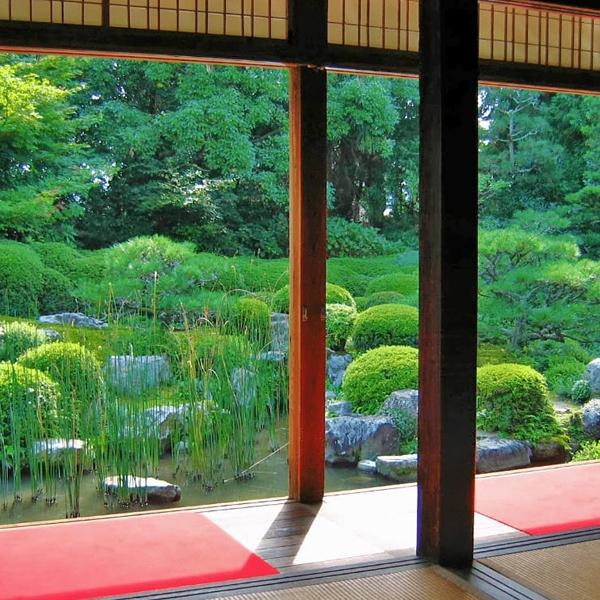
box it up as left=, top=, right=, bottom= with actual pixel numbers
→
left=288, top=66, right=327, bottom=503
left=416, top=1, right=479, bottom=568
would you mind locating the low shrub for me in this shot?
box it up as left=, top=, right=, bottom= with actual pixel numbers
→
left=39, top=268, right=75, bottom=314
left=272, top=283, right=355, bottom=313
left=327, top=217, right=388, bottom=257
left=360, top=291, right=405, bottom=310
left=0, top=321, right=47, bottom=362
left=0, top=241, right=45, bottom=317
left=545, top=357, right=586, bottom=398
left=571, top=379, right=593, bottom=404
left=477, top=363, right=561, bottom=443
left=365, top=272, right=418, bottom=297
left=235, top=258, right=288, bottom=293
left=17, top=342, right=104, bottom=434
left=0, top=362, right=59, bottom=442
left=326, top=263, right=371, bottom=297
left=352, top=304, right=418, bottom=352
left=572, top=440, right=600, bottom=462
left=230, top=297, right=271, bottom=342
left=342, top=345, right=419, bottom=414
left=380, top=405, right=417, bottom=450
left=326, top=304, right=357, bottom=351
left=31, top=242, right=84, bottom=281
left=477, top=343, right=520, bottom=367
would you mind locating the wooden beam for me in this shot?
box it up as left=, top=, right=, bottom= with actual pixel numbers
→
left=288, top=66, right=327, bottom=504
left=416, top=0, right=479, bottom=568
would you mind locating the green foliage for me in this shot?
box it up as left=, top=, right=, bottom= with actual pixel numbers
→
left=0, top=362, right=59, bottom=441
left=380, top=406, right=417, bottom=450
left=271, top=282, right=355, bottom=313
left=359, top=291, right=405, bottom=310
left=476, top=363, right=561, bottom=442
left=0, top=241, right=45, bottom=316
left=230, top=297, right=270, bottom=342
left=40, top=268, right=75, bottom=314
left=571, top=380, right=592, bottom=405
left=327, top=217, right=387, bottom=257
left=352, top=304, right=418, bottom=352
left=477, top=343, right=520, bottom=367
left=572, top=440, right=600, bottom=462
left=326, top=304, right=357, bottom=352
left=365, top=272, right=418, bottom=297
left=545, top=357, right=586, bottom=398
left=31, top=242, right=86, bottom=281
left=342, top=345, right=419, bottom=414
left=0, top=321, right=47, bottom=362
left=17, top=342, right=104, bottom=434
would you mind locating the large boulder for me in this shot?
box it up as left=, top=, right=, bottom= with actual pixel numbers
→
left=270, top=313, right=289, bottom=353
left=584, top=359, right=600, bottom=395
left=376, top=454, right=418, bottom=481
left=531, top=440, right=568, bottom=464
left=39, top=312, right=107, bottom=329
left=476, top=436, right=531, bottom=473
left=380, top=389, right=419, bottom=418
left=327, top=400, right=353, bottom=417
left=327, top=352, right=353, bottom=388
left=325, top=416, right=399, bottom=466
left=106, top=355, right=172, bottom=394
left=582, top=398, right=600, bottom=439
left=104, top=476, right=181, bottom=503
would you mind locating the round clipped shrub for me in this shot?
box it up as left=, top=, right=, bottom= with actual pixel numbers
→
left=365, top=272, right=418, bottom=297
left=0, top=362, right=59, bottom=441
left=0, top=321, right=47, bottom=362
left=17, top=342, right=104, bottom=433
left=326, top=304, right=357, bottom=351
left=39, top=268, right=75, bottom=314
left=231, top=297, right=271, bottom=342
left=361, top=291, right=406, bottom=310
left=352, top=304, right=418, bottom=352
left=571, top=379, right=592, bottom=404
left=272, top=283, right=355, bottom=313
left=0, top=241, right=45, bottom=317
left=31, top=242, right=84, bottom=281
left=342, top=345, right=419, bottom=414
left=476, top=363, right=561, bottom=442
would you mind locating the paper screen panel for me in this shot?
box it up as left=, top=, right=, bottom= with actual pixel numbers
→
left=108, top=0, right=287, bottom=37
left=0, top=0, right=103, bottom=25
left=480, top=2, right=600, bottom=71
left=328, top=0, right=419, bottom=51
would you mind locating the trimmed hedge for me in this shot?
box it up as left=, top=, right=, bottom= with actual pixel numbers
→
left=326, top=303, right=356, bottom=352
left=360, top=291, right=406, bottom=310
left=272, top=283, right=355, bottom=313
left=476, top=363, right=561, bottom=443
left=0, top=241, right=45, bottom=316
left=40, top=268, right=75, bottom=314
left=18, top=342, right=104, bottom=434
left=365, top=272, right=418, bottom=296
left=352, top=304, right=418, bottom=352
left=0, top=362, right=59, bottom=441
left=342, top=345, right=419, bottom=414
left=0, top=321, right=47, bottom=362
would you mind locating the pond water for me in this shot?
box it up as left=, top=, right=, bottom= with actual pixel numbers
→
left=0, top=431, right=394, bottom=526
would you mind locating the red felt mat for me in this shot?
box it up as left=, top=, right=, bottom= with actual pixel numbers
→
left=476, top=462, right=600, bottom=536
left=0, top=511, right=278, bottom=600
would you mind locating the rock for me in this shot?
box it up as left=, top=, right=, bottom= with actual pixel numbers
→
left=40, top=328, right=61, bottom=341
left=325, top=416, right=399, bottom=466
left=380, top=389, right=419, bottom=418
left=584, top=359, right=600, bottom=394
left=135, top=403, right=212, bottom=442
left=104, top=476, right=181, bottom=503
left=376, top=454, right=418, bottom=480
left=325, top=390, right=337, bottom=402
left=270, top=313, right=289, bottom=353
left=327, top=401, right=353, bottom=417
left=106, top=355, right=172, bottom=393
left=327, top=352, right=352, bottom=388
left=31, top=439, right=87, bottom=463
left=532, top=440, right=568, bottom=463
left=39, top=312, right=107, bottom=329
left=582, top=398, right=600, bottom=439
left=232, top=368, right=256, bottom=406
left=476, top=436, right=531, bottom=473
left=357, top=459, right=377, bottom=474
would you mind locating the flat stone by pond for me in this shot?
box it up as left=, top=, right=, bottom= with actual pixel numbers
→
left=476, top=436, right=531, bottom=473
left=103, top=476, right=182, bottom=503
left=31, top=439, right=87, bottom=462
left=39, top=312, right=107, bottom=329
left=376, top=454, right=418, bottom=481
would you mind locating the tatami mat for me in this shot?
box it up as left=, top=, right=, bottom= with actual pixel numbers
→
left=220, top=566, right=487, bottom=599
left=483, top=538, right=600, bottom=600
